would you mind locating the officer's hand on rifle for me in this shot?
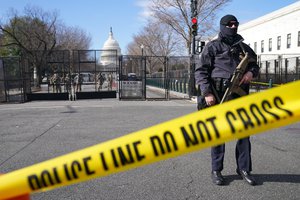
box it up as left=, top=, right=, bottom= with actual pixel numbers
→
left=205, top=93, right=216, bottom=106
left=239, top=71, right=253, bottom=85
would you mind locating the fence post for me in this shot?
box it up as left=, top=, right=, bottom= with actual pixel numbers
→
left=183, top=79, right=186, bottom=93
left=296, top=57, right=299, bottom=80
left=179, top=81, right=182, bottom=92
left=268, top=78, right=273, bottom=88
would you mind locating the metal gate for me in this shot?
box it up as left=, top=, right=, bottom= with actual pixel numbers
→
left=71, top=50, right=118, bottom=99
left=119, top=55, right=146, bottom=100
left=119, top=55, right=190, bottom=100
left=21, top=49, right=118, bottom=101
left=166, top=56, right=190, bottom=99
left=144, top=56, right=168, bottom=100
left=24, top=50, right=71, bottom=100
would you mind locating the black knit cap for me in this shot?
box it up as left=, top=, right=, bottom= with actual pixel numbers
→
left=220, top=14, right=238, bottom=25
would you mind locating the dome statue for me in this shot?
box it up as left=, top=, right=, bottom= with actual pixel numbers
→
left=100, top=27, right=122, bottom=65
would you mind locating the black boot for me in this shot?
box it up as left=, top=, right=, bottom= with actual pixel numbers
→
left=237, top=169, right=256, bottom=186
left=211, top=171, right=225, bottom=185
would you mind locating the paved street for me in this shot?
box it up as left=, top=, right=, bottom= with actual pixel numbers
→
left=0, top=99, right=299, bottom=200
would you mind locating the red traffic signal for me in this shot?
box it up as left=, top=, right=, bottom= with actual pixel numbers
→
left=191, top=17, right=197, bottom=24
left=191, top=17, right=198, bottom=36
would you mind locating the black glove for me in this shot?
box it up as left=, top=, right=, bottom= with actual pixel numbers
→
left=197, top=96, right=208, bottom=110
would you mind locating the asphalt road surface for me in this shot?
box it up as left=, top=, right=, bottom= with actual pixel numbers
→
left=0, top=99, right=299, bottom=200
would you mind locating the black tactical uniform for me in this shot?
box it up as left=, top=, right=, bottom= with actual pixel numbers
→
left=195, top=15, right=259, bottom=186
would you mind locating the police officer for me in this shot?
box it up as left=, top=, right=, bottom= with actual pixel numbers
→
left=195, top=14, right=259, bottom=186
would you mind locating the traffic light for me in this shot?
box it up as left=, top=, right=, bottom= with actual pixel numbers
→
left=191, top=17, right=198, bottom=36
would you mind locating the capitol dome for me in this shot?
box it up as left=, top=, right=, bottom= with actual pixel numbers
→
left=100, top=28, right=121, bottom=65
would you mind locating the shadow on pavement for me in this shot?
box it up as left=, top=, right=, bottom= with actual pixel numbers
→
left=224, top=174, right=300, bottom=185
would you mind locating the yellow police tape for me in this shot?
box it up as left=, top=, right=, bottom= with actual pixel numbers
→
left=251, top=81, right=280, bottom=87
left=1, top=80, right=300, bottom=199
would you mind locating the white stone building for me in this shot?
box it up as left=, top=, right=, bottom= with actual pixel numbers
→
left=99, top=28, right=122, bottom=67
left=96, top=28, right=122, bottom=90
left=238, top=1, right=300, bottom=79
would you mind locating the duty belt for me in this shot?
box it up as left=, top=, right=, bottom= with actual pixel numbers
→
left=212, top=78, right=230, bottom=93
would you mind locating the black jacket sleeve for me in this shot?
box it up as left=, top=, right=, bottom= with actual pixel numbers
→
left=194, top=42, right=214, bottom=96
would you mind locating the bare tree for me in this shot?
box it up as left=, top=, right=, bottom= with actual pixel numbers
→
left=127, top=21, right=180, bottom=56
left=127, top=20, right=184, bottom=73
left=56, top=25, right=91, bottom=50
left=148, top=0, right=231, bottom=55
left=56, top=25, right=91, bottom=73
left=0, top=5, right=91, bottom=86
left=0, top=6, right=58, bottom=53
left=0, top=6, right=59, bottom=86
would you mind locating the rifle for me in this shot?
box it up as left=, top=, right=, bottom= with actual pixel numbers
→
left=220, top=44, right=250, bottom=104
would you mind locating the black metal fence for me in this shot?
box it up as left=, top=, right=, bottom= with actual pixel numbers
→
left=119, top=55, right=190, bottom=100
left=257, top=54, right=300, bottom=84
left=119, top=55, right=145, bottom=100
left=1, top=52, right=299, bottom=103
left=146, top=56, right=190, bottom=99
left=0, top=57, right=27, bottom=103
left=250, top=54, right=300, bottom=91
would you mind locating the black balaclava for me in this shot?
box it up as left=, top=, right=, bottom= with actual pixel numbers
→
left=220, top=14, right=239, bottom=44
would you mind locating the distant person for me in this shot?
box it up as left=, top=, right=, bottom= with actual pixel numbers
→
left=49, top=74, right=55, bottom=93
left=64, top=73, right=74, bottom=100
left=96, top=72, right=105, bottom=91
left=64, top=73, right=71, bottom=93
left=107, top=73, right=113, bottom=90
left=50, top=73, right=61, bottom=93
left=195, top=14, right=260, bottom=186
left=74, top=73, right=83, bottom=92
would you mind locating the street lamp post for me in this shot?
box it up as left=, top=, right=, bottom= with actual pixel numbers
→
left=140, top=44, right=144, bottom=56
left=140, top=44, right=145, bottom=75
left=140, top=44, right=146, bottom=99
